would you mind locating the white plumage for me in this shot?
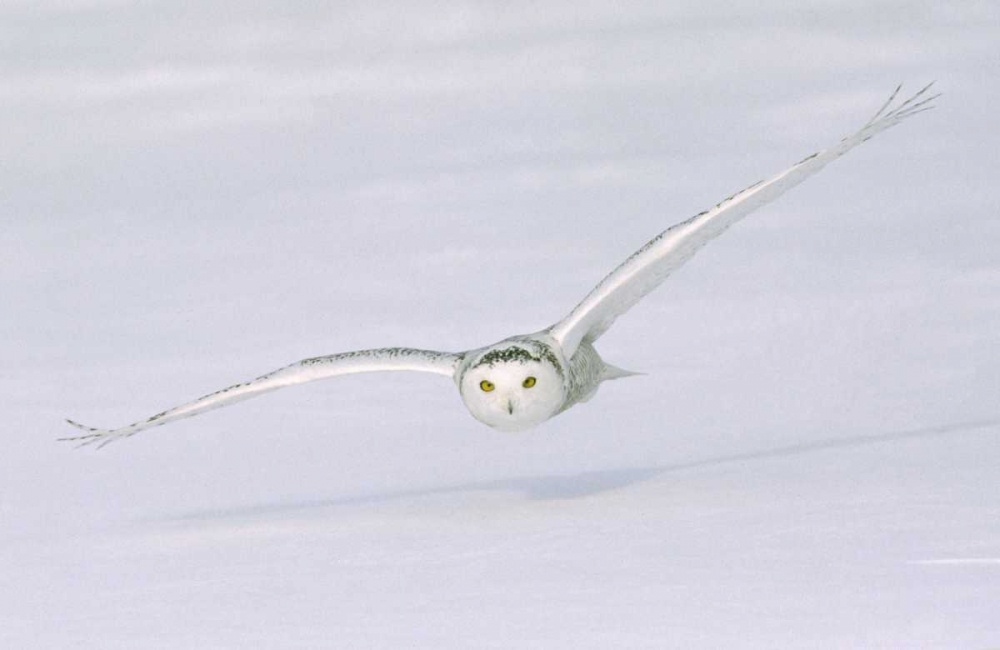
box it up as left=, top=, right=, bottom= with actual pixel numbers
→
left=62, top=84, right=938, bottom=448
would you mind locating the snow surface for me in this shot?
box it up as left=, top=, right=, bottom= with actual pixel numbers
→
left=3, top=1, right=999, bottom=648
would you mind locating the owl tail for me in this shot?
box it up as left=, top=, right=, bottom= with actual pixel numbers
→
left=601, top=363, right=642, bottom=381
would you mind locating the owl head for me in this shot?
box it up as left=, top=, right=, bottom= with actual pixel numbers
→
left=458, top=341, right=566, bottom=431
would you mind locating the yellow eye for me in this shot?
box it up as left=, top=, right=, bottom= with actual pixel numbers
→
left=479, top=380, right=495, bottom=392
left=522, top=376, right=537, bottom=388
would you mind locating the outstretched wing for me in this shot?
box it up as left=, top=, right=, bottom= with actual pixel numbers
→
left=61, top=347, right=462, bottom=448
left=549, top=83, right=939, bottom=358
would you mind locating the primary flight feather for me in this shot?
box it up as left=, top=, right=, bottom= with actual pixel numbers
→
left=62, top=84, right=938, bottom=448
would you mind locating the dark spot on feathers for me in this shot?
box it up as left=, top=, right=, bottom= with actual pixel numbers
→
left=471, top=342, right=564, bottom=378
left=476, top=347, right=539, bottom=367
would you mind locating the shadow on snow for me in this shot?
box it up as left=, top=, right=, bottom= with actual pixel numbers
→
left=163, top=418, right=998, bottom=523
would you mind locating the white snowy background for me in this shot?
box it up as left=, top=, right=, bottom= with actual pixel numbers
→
left=3, top=1, right=999, bottom=648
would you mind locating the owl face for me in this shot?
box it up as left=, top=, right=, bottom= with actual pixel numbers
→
left=459, top=344, right=566, bottom=431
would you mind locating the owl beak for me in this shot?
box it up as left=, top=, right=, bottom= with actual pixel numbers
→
left=506, top=399, right=514, bottom=415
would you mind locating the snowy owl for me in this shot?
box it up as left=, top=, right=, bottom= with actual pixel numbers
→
left=62, top=84, right=937, bottom=448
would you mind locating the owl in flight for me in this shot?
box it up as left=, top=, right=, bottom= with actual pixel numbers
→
left=63, top=84, right=937, bottom=448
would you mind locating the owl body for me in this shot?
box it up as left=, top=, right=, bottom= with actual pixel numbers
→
left=453, top=333, right=626, bottom=431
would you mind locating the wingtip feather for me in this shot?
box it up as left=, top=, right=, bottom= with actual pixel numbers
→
left=59, top=418, right=124, bottom=449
